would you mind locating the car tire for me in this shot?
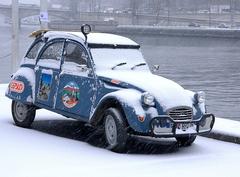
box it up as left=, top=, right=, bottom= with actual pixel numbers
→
left=176, top=135, right=196, bottom=147
left=12, top=100, right=36, bottom=128
left=104, top=108, right=128, bottom=152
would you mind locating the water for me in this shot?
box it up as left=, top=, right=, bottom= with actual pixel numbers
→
left=130, top=35, right=240, bottom=120
left=0, top=23, right=239, bottom=121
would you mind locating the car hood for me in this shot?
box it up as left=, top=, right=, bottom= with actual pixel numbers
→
left=98, top=70, right=194, bottom=111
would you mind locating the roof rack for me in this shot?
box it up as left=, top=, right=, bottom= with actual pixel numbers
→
left=29, top=29, right=50, bottom=38
left=29, top=24, right=92, bottom=39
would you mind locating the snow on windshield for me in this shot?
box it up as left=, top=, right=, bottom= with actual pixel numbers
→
left=90, top=48, right=150, bottom=72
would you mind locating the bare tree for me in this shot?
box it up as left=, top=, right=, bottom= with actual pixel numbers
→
left=70, top=0, right=79, bottom=19
left=154, top=0, right=161, bottom=25
left=131, top=0, right=138, bottom=25
left=230, top=0, right=235, bottom=28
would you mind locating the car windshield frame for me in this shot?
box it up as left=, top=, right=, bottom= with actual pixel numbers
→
left=89, top=46, right=150, bottom=72
left=88, top=43, right=140, bottom=49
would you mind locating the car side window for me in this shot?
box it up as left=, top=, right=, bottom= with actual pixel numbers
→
left=40, top=41, right=64, bottom=61
left=26, top=41, right=44, bottom=59
left=64, top=42, right=88, bottom=66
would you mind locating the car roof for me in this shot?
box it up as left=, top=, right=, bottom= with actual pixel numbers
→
left=42, top=31, right=139, bottom=46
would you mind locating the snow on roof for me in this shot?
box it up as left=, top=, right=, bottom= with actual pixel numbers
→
left=43, top=31, right=139, bottom=46
left=43, top=31, right=85, bottom=43
left=87, top=33, right=139, bottom=46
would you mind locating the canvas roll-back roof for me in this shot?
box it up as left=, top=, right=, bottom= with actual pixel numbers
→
left=30, top=30, right=139, bottom=48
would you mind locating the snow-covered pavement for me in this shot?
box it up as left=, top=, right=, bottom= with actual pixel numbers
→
left=207, top=117, right=240, bottom=144
left=1, top=84, right=240, bottom=177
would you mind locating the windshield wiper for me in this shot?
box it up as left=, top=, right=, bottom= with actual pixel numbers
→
left=111, top=62, right=127, bottom=70
left=131, top=63, right=146, bottom=70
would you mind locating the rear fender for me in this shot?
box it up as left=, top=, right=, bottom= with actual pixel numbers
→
left=5, top=67, right=35, bottom=104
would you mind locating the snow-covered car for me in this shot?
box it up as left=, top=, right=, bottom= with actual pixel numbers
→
left=6, top=24, right=215, bottom=152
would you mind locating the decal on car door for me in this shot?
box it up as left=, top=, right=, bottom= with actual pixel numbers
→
left=62, top=81, right=80, bottom=108
left=38, top=73, right=52, bottom=101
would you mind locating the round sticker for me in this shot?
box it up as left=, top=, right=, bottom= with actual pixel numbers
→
left=9, top=80, right=25, bottom=93
left=62, top=82, right=80, bottom=108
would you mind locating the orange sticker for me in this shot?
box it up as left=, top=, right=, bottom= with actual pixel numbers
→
left=10, top=80, right=25, bottom=93
left=111, top=79, right=121, bottom=84
left=138, top=115, right=145, bottom=122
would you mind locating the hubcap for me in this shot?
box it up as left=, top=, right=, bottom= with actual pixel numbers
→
left=14, top=102, right=28, bottom=122
left=105, top=115, right=117, bottom=147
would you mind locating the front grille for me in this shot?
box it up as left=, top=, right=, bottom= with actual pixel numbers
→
left=167, top=107, right=193, bottom=121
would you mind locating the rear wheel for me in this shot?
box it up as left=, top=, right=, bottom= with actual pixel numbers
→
left=12, top=100, right=36, bottom=128
left=176, top=135, right=197, bottom=147
left=104, top=108, right=128, bottom=152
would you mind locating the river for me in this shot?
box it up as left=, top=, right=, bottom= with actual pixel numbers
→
left=0, top=23, right=239, bottom=121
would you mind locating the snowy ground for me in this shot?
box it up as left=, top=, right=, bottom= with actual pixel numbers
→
left=1, top=84, right=240, bottom=177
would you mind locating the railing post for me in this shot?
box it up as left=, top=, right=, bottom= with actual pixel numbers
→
left=40, top=0, right=48, bottom=29
left=11, top=0, right=19, bottom=73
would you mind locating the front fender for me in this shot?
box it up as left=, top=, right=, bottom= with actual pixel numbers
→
left=5, top=67, right=35, bottom=104
left=91, top=89, right=157, bottom=133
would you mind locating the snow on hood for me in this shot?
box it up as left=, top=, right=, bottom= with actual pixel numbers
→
left=98, top=70, right=194, bottom=111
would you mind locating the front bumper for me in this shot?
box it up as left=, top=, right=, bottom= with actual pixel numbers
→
left=149, top=114, right=215, bottom=137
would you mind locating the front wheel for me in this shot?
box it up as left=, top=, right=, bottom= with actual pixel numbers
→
left=176, top=135, right=197, bottom=147
left=12, top=100, right=36, bottom=128
left=104, top=108, right=128, bottom=152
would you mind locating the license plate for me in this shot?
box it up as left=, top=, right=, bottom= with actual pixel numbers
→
left=177, top=123, right=193, bottom=131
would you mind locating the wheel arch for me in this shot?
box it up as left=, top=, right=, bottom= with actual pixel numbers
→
left=90, top=96, right=128, bottom=127
left=90, top=89, right=151, bottom=133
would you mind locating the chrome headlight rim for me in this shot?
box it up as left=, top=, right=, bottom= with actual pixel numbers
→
left=141, top=92, right=155, bottom=106
left=196, top=91, right=205, bottom=104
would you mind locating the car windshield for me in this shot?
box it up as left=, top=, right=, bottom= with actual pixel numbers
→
left=90, top=48, right=150, bottom=72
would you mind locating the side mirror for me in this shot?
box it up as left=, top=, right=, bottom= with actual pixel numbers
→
left=152, top=65, right=160, bottom=72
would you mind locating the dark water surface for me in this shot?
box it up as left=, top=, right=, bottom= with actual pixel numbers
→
left=130, top=35, right=240, bottom=120
left=0, top=25, right=239, bottom=120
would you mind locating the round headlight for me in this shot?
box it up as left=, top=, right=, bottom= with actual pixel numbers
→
left=197, top=91, right=205, bottom=103
left=142, top=92, right=155, bottom=106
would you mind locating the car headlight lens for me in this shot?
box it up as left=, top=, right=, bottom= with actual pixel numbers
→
left=196, top=91, right=205, bottom=103
left=141, top=92, right=155, bottom=106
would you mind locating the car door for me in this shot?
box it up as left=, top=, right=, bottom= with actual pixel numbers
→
left=55, top=40, right=96, bottom=120
left=35, top=39, right=64, bottom=108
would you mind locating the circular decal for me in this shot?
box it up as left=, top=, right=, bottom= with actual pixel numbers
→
left=9, top=80, right=25, bottom=93
left=62, top=82, right=80, bottom=108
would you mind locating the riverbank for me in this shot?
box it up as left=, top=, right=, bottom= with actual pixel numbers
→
left=116, top=25, right=240, bottom=38
left=204, top=117, right=240, bottom=144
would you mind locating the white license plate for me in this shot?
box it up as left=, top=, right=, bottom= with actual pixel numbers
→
left=177, top=123, right=193, bottom=131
